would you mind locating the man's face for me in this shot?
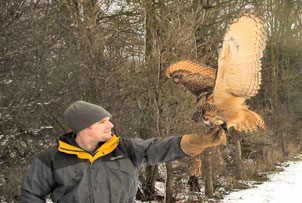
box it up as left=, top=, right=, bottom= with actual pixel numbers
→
left=86, top=117, right=114, bottom=142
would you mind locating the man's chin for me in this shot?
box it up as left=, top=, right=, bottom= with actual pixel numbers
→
left=104, top=133, right=112, bottom=139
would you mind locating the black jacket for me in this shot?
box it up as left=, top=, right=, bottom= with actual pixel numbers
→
left=21, top=132, right=187, bottom=203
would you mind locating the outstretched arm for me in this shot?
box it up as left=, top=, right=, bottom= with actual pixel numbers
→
left=119, top=126, right=226, bottom=166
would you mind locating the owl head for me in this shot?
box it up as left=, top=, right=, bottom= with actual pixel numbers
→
left=167, top=70, right=191, bottom=84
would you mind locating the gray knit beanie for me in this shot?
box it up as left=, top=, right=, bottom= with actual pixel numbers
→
left=64, top=100, right=112, bottom=133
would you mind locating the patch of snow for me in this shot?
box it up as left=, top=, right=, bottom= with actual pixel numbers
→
left=222, top=155, right=302, bottom=202
left=0, top=135, right=9, bottom=146
left=40, top=126, right=53, bottom=130
left=2, top=79, right=12, bottom=84
left=155, top=181, right=165, bottom=196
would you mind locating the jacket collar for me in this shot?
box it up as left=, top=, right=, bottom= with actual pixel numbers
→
left=58, top=133, right=120, bottom=163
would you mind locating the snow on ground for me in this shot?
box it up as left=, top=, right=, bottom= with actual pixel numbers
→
left=222, top=155, right=302, bottom=203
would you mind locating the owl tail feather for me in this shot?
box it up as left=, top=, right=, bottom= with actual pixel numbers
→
left=234, top=109, right=265, bottom=132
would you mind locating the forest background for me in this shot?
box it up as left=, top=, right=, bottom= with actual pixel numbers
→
left=1, top=0, right=302, bottom=202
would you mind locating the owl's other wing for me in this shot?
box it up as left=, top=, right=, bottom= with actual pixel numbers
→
left=213, top=14, right=267, bottom=105
left=166, top=60, right=216, bottom=97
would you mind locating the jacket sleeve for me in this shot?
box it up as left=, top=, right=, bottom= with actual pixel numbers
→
left=119, top=136, right=188, bottom=167
left=20, top=152, right=55, bottom=203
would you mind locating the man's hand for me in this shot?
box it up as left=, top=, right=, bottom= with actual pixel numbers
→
left=203, top=125, right=227, bottom=147
left=180, top=125, right=227, bottom=156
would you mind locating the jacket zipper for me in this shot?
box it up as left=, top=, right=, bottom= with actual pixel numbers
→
left=88, top=162, right=95, bottom=203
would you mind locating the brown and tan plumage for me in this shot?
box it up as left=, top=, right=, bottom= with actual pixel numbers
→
left=166, top=14, right=267, bottom=132
left=166, top=60, right=216, bottom=97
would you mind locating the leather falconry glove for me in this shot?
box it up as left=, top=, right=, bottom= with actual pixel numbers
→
left=180, top=125, right=227, bottom=156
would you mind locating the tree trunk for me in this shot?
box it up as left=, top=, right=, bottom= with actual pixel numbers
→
left=144, top=0, right=155, bottom=66
left=235, top=135, right=243, bottom=180
left=299, top=129, right=302, bottom=151
left=144, top=164, right=158, bottom=200
left=281, top=132, right=288, bottom=156
left=165, top=162, right=174, bottom=203
left=202, top=149, right=213, bottom=198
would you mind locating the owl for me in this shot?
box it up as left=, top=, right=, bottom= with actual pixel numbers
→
left=166, top=14, right=267, bottom=132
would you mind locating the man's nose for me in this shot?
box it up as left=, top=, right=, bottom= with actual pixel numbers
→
left=108, top=121, right=114, bottom=128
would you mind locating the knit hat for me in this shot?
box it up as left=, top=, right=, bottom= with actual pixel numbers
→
left=64, top=100, right=112, bottom=133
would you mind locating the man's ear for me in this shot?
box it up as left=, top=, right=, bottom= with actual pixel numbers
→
left=80, top=127, right=90, bottom=134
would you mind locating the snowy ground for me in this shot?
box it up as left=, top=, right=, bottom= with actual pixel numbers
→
left=222, top=155, right=302, bottom=203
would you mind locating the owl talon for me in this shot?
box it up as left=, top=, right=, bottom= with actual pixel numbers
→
left=213, top=120, right=224, bottom=126
left=214, top=120, right=228, bottom=135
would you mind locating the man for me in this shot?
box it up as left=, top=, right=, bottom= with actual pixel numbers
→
left=21, top=100, right=226, bottom=203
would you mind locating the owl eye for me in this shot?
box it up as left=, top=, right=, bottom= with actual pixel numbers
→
left=175, top=74, right=183, bottom=79
left=172, top=75, right=184, bottom=83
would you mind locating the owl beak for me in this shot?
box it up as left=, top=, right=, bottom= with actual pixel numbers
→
left=173, top=78, right=181, bottom=84
left=203, top=120, right=212, bottom=127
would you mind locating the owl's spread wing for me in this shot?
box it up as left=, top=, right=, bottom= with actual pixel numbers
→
left=213, top=14, right=267, bottom=105
left=166, top=60, right=216, bottom=96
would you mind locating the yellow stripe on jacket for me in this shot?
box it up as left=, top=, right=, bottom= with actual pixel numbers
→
left=58, top=135, right=119, bottom=163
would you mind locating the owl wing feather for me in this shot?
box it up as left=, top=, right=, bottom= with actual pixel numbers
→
left=179, top=73, right=216, bottom=97
left=166, top=60, right=216, bottom=96
left=213, top=14, right=267, bottom=106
